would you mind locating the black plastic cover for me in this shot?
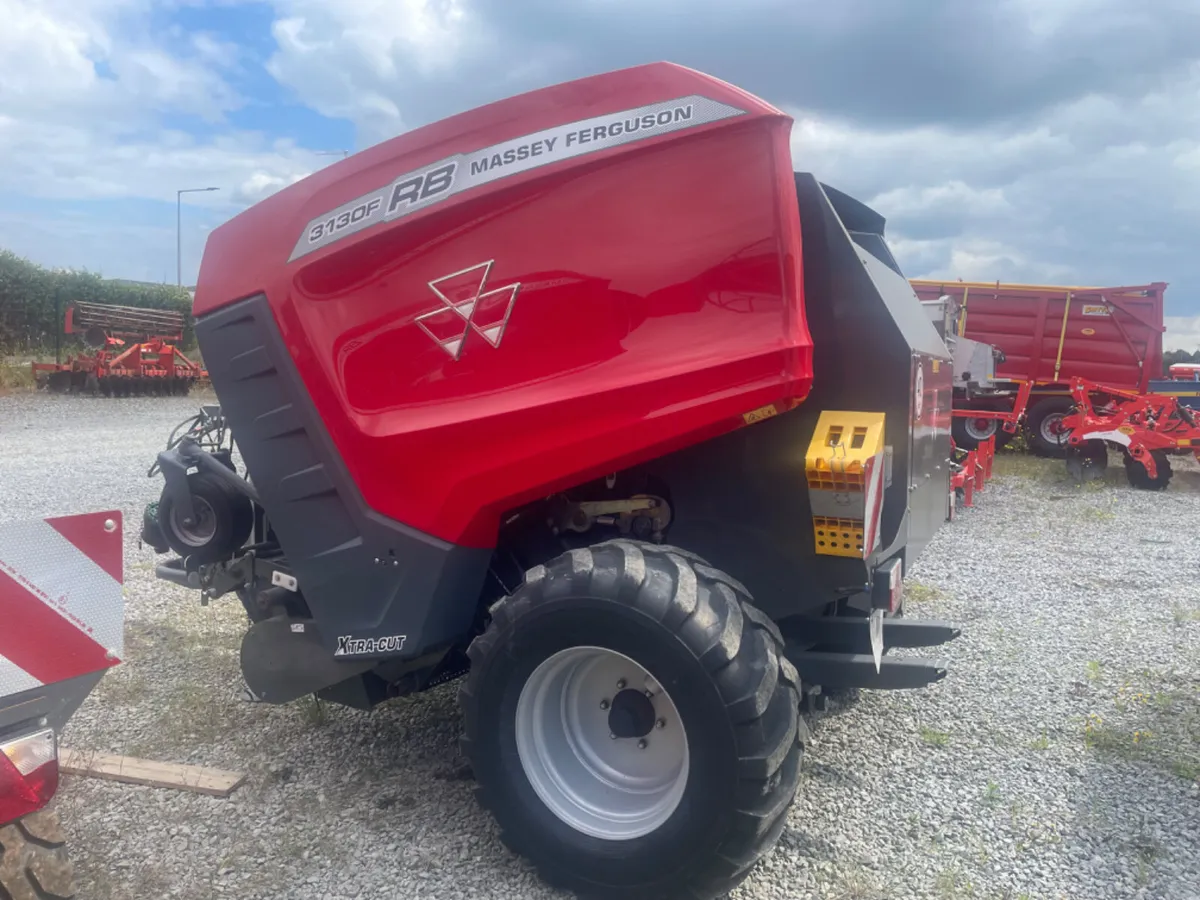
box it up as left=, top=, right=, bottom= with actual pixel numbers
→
left=193, top=295, right=491, bottom=662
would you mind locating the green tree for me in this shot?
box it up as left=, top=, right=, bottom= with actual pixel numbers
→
left=0, top=249, right=195, bottom=355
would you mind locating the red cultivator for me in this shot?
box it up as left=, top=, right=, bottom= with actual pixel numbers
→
left=949, top=436, right=996, bottom=518
left=1061, top=377, right=1200, bottom=489
left=32, top=301, right=206, bottom=397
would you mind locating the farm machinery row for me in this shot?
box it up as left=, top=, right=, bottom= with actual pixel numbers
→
left=1059, top=374, right=1200, bottom=489
left=32, top=300, right=206, bottom=397
left=912, top=279, right=1199, bottom=491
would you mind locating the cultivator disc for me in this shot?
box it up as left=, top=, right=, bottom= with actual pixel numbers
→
left=98, top=375, right=196, bottom=397
left=1064, top=440, right=1109, bottom=483
left=40, top=373, right=196, bottom=397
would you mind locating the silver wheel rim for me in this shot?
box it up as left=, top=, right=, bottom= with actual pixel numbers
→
left=1040, top=412, right=1069, bottom=445
left=169, top=496, right=217, bottom=548
left=515, top=646, right=689, bottom=841
left=964, top=417, right=998, bottom=441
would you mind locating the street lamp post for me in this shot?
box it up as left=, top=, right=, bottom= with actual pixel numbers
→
left=177, top=187, right=219, bottom=287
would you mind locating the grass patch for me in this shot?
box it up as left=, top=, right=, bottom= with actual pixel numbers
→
left=905, top=581, right=947, bottom=604
left=0, top=363, right=36, bottom=393
left=1171, top=605, right=1200, bottom=625
left=920, top=725, right=952, bottom=747
left=990, top=450, right=1054, bottom=482
left=814, top=865, right=890, bottom=900
left=981, top=780, right=1002, bottom=805
left=1082, top=674, right=1200, bottom=781
left=933, top=866, right=977, bottom=899
left=294, top=694, right=330, bottom=727
left=1028, top=731, right=1051, bottom=751
left=991, top=447, right=1126, bottom=491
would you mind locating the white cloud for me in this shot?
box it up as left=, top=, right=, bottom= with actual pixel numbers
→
left=266, top=0, right=480, bottom=144
left=783, top=67, right=1200, bottom=300
left=0, top=0, right=329, bottom=205
left=2, top=0, right=1200, bottom=312
left=1165, top=316, right=1200, bottom=352
left=0, top=0, right=339, bottom=283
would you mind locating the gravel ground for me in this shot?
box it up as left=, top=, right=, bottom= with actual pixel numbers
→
left=1, top=391, right=1198, bottom=900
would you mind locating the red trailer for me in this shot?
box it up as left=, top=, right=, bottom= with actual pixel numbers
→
left=909, top=280, right=1167, bottom=456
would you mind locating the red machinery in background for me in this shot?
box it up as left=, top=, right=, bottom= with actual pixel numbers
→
left=910, top=280, right=1166, bottom=457
left=32, top=301, right=206, bottom=397
left=1061, top=376, right=1200, bottom=489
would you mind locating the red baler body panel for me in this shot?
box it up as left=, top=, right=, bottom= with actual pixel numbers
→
left=910, top=281, right=1166, bottom=392
left=194, top=63, right=813, bottom=548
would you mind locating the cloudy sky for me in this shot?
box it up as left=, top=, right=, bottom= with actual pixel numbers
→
left=2, top=0, right=1199, bottom=349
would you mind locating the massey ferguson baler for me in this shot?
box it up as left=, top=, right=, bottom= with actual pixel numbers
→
left=909, top=280, right=1167, bottom=456
left=141, top=62, right=960, bottom=900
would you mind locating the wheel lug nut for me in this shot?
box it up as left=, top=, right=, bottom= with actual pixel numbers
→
left=655, top=718, right=666, bottom=729
left=616, top=678, right=626, bottom=690
left=610, top=733, right=618, bottom=741
left=600, top=699, right=610, bottom=710
left=637, top=739, right=648, bottom=749
left=644, top=689, right=654, bottom=698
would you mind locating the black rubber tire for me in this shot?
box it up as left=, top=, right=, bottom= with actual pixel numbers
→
left=951, top=415, right=993, bottom=451
left=1123, top=449, right=1173, bottom=490
left=0, top=807, right=77, bottom=900
left=1025, top=397, right=1076, bottom=458
left=459, top=539, right=805, bottom=900
left=156, top=470, right=254, bottom=563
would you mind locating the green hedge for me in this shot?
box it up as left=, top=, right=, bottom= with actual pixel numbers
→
left=0, top=249, right=196, bottom=355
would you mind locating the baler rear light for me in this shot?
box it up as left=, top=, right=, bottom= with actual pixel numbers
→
left=871, top=557, right=904, bottom=613
left=805, top=411, right=887, bottom=559
left=0, top=727, right=59, bottom=825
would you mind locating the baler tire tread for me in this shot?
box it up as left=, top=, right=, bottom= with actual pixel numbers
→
left=0, top=807, right=77, bottom=900
left=458, top=540, right=804, bottom=900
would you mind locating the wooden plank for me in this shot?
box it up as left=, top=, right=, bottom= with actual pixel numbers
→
left=58, top=747, right=246, bottom=798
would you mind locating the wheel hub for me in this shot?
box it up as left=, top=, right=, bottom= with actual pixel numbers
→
left=965, top=417, right=998, bottom=441
left=607, top=688, right=657, bottom=739
left=514, top=646, right=689, bottom=841
left=168, top=496, right=217, bottom=547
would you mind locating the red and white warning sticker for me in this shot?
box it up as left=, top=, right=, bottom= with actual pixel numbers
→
left=0, top=511, right=124, bottom=698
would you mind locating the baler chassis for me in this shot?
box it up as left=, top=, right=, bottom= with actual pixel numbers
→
left=1061, top=377, right=1200, bottom=489
left=135, top=60, right=975, bottom=900
left=142, top=406, right=962, bottom=702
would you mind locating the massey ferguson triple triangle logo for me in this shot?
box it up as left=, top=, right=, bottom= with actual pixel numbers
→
left=416, top=260, right=520, bottom=360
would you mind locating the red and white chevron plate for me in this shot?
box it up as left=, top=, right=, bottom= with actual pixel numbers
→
left=0, top=511, right=124, bottom=698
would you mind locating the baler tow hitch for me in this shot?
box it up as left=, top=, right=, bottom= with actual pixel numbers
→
left=779, top=615, right=960, bottom=691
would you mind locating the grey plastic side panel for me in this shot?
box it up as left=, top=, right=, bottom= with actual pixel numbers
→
left=194, top=295, right=491, bottom=659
